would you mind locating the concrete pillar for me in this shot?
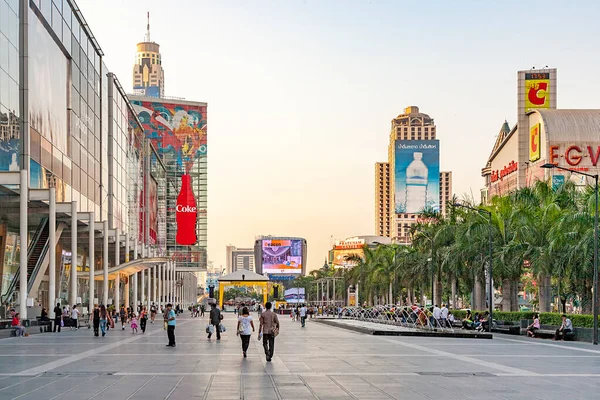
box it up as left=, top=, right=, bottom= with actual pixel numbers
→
left=103, top=220, right=109, bottom=306
left=70, top=201, right=78, bottom=306
left=19, top=170, right=28, bottom=319
left=147, top=267, right=151, bottom=309
left=152, top=265, right=156, bottom=308
left=88, top=213, right=95, bottom=313
left=124, top=279, right=129, bottom=310
left=114, top=227, right=120, bottom=308
left=48, top=186, right=56, bottom=310
left=158, top=263, right=163, bottom=310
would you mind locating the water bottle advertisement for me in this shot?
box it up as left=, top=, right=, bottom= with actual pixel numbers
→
left=394, top=140, right=440, bottom=214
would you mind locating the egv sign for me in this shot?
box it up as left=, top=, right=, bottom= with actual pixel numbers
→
left=549, top=144, right=600, bottom=167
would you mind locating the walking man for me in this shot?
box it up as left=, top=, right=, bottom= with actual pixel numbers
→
left=166, top=303, right=176, bottom=347
left=299, top=303, right=307, bottom=328
left=208, top=303, right=222, bottom=340
left=150, top=302, right=157, bottom=323
left=53, top=303, right=62, bottom=332
left=259, top=302, right=280, bottom=362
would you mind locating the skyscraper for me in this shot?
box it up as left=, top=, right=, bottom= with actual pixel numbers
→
left=132, top=12, right=165, bottom=97
left=226, top=246, right=255, bottom=274
left=375, top=106, right=453, bottom=243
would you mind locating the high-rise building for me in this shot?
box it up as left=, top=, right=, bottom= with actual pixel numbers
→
left=226, top=246, right=255, bottom=274
left=375, top=106, right=453, bottom=242
left=132, top=13, right=165, bottom=97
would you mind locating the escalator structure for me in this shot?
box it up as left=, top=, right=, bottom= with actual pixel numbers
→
left=1, top=218, right=51, bottom=306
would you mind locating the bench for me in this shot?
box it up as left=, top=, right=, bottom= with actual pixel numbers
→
left=492, top=321, right=521, bottom=335
left=522, top=326, right=576, bottom=341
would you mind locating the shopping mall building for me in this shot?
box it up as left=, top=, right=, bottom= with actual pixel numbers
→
left=0, top=0, right=201, bottom=320
left=482, top=68, right=600, bottom=200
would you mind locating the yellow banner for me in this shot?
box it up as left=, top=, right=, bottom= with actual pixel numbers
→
left=525, top=79, right=550, bottom=110
left=530, top=123, right=541, bottom=162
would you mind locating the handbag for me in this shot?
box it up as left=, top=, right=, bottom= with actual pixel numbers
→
left=273, top=326, right=279, bottom=337
left=60, top=319, right=64, bottom=327
left=205, top=324, right=212, bottom=334
left=219, top=323, right=226, bottom=332
left=163, top=321, right=168, bottom=330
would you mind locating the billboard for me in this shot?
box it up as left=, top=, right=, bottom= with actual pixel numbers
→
left=130, top=99, right=207, bottom=172
left=331, top=238, right=365, bottom=268
left=284, top=288, right=306, bottom=303
left=261, top=239, right=303, bottom=274
left=140, top=175, right=158, bottom=244
left=394, top=140, right=440, bottom=214
left=525, top=73, right=550, bottom=110
left=529, top=123, right=541, bottom=162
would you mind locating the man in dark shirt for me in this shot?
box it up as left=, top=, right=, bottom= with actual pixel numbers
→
left=208, top=304, right=222, bottom=340
left=53, top=303, right=62, bottom=332
left=259, top=302, right=280, bottom=362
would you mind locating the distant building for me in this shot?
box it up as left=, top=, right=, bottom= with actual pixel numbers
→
left=375, top=106, right=453, bottom=243
left=226, top=246, right=255, bottom=274
left=132, top=13, right=165, bottom=97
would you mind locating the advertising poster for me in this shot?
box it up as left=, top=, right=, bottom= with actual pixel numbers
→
left=530, top=123, right=541, bottom=162
left=131, top=100, right=207, bottom=172
left=284, top=288, right=306, bottom=303
left=394, top=140, right=440, bottom=214
left=139, top=175, right=158, bottom=244
left=525, top=73, right=550, bottom=110
left=262, top=239, right=303, bottom=274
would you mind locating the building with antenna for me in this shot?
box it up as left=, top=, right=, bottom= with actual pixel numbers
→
left=132, top=12, right=165, bottom=97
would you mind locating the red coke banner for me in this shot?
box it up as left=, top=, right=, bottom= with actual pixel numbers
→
left=176, top=174, right=197, bottom=245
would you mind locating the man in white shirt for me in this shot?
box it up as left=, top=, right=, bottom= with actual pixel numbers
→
left=440, top=304, right=449, bottom=328
left=70, top=305, right=80, bottom=330
left=432, top=305, right=442, bottom=328
left=299, top=304, right=307, bottom=328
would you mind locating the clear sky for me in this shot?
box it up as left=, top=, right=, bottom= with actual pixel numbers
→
left=78, top=0, right=600, bottom=273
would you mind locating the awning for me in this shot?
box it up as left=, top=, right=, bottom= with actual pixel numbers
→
left=78, top=257, right=169, bottom=280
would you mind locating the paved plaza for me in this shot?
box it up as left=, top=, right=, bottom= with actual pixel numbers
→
left=0, top=313, right=599, bottom=399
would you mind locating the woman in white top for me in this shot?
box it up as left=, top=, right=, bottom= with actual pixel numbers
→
left=70, top=305, right=80, bottom=330
left=236, top=307, right=255, bottom=358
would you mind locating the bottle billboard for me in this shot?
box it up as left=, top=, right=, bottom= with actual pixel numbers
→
left=394, top=140, right=440, bottom=214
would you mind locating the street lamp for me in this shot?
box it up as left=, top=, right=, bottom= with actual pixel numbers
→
left=542, top=163, right=598, bottom=345
left=453, top=202, right=493, bottom=333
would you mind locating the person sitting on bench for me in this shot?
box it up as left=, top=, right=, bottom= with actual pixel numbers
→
left=12, top=313, right=26, bottom=337
left=554, top=314, right=573, bottom=341
left=527, top=314, right=540, bottom=337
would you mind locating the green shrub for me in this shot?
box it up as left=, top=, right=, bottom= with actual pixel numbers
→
left=450, top=309, right=593, bottom=328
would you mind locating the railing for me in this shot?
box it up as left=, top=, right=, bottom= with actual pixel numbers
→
left=339, top=305, right=456, bottom=332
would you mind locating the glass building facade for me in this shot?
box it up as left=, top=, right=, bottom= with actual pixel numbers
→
left=0, top=0, right=171, bottom=309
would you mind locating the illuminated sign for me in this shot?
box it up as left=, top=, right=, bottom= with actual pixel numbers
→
left=491, top=161, right=518, bottom=183
left=530, top=123, right=541, bottom=162
left=262, top=239, right=303, bottom=274
left=175, top=174, right=197, bottom=245
left=549, top=145, right=600, bottom=167
left=334, top=239, right=365, bottom=250
left=525, top=76, right=550, bottom=110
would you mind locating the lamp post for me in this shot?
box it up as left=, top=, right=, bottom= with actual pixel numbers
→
left=542, top=163, right=598, bottom=345
left=453, top=202, right=493, bottom=333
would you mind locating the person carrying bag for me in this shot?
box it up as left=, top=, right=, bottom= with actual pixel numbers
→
left=208, top=303, right=222, bottom=340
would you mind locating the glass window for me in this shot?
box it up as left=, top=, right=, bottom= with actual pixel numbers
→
left=8, top=6, right=17, bottom=45
left=0, top=34, right=8, bottom=72
left=62, top=19, right=70, bottom=52
left=51, top=3, right=62, bottom=40
left=62, top=0, right=71, bottom=28
left=40, top=0, right=52, bottom=24
left=0, top=2, right=8, bottom=39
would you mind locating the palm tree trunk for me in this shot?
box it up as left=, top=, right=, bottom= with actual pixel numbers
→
left=582, top=280, right=593, bottom=314
left=510, top=279, right=519, bottom=312
left=434, top=274, right=442, bottom=307
left=538, top=274, right=552, bottom=312
left=501, top=279, right=511, bottom=311
left=451, top=276, right=457, bottom=309
left=389, top=280, right=393, bottom=305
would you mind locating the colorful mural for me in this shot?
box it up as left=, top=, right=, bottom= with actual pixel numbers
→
left=130, top=100, right=207, bottom=172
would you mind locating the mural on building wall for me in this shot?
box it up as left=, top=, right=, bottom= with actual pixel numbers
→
left=130, top=100, right=207, bottom=172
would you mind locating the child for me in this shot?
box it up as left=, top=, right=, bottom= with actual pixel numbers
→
left=130, top=314, right=138, bottom=334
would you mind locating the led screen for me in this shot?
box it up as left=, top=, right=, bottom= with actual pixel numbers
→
left=284, top=288, right=306, bottom=303
left=261, top=239, right=302, bottom=274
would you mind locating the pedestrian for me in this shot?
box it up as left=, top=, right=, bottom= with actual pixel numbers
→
left=119, top=306, right=127, bottom=330
left=200, top=304, right=205, bottom=318
left=166, top=303, right=176, bottom=347
left=432, top=304, right=441, bottom=328
left=92, top=304, right=100, bottom=336
left=259, top=302, right=280, bottom=362
left=11, top=313, right=26, bottom=337
left=130, top=313, right=139, bottom=334
left=150, top=302, right=157, bottom=323
left=208, top=303, right=222, bottom=340
left=99, top=304, right=109, bottom=337
left=53, top=303, right=62, bottom=333
left=440, top=304, right=449, bottom=328
left=140, top=306, right=148, bottom=333
left=300, top=304, right=307, bottom=327
left=70, top=305, right=80, bottom=330
left=237, top=306, right=255, bottom=358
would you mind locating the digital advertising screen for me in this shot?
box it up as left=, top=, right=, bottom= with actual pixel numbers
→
left=284, top=288, right=306, bottom=303
left=261, top=239, right=303, bottom=274
left=394, top=140, right=440, bottom=214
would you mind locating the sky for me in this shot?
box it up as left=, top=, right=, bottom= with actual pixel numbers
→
left=77, top=0, right=600, bottom=274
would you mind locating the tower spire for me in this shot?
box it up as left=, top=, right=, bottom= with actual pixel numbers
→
left=145, top=11, right=151, bottom=42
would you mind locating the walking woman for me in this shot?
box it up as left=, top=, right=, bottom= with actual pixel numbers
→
left=237, top=307, right=255, bottom=358
left=99, top=305, right=111, bottom=337
left=140, top=306, right=148, bottom=334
